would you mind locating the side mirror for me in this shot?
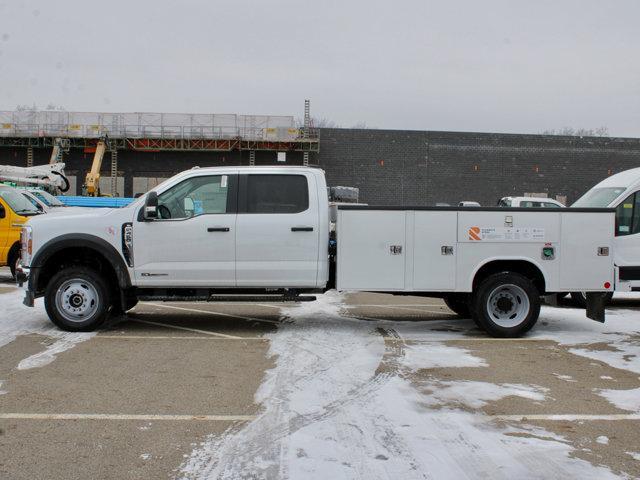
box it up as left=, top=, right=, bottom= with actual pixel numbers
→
left=144, top=192, right=159, bottom=220
left=0, top=203, right=5, bottom=219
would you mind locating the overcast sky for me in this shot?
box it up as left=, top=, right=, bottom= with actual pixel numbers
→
left=0, top=0, right=638, bottom=136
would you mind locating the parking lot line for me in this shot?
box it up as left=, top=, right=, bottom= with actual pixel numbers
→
left=0, top=413, right=257, bottom=422
left=144, top=302, right=282, bottom=325
left=96, top=335, right=268, bottom=341
left=492, top=414, right=640, bottom=421
left=129, top=319, right=245, bottom=339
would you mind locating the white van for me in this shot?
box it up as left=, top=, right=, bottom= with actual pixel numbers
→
left=573, top=167, right=640, bottom=295
left=498, top=196, right=565, bottom=208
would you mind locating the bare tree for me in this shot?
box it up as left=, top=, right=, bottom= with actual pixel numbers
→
left=540, top=126, right=609, bottom=137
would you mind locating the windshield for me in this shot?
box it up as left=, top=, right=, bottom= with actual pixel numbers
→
left=31, top=190, right=65, bottom=207
left=572, top=187, right=627, bottom=208
left=0, top=188, right=41, bottom=215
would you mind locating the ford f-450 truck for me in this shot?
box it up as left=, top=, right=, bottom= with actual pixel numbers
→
left=17, top=166, right=615, bottom=337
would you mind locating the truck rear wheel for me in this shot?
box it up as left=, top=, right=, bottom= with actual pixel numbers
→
left=443, top=294, right=471, bottom=318
left=471, top=272, right=540, bottom=338
left=44, top=267, right=111, bottom=332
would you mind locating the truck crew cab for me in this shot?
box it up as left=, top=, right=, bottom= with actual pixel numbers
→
left=18, top=166, right=615, bottom=337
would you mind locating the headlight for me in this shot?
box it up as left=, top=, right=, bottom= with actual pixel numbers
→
left=20, top=225, right=33, bottom=266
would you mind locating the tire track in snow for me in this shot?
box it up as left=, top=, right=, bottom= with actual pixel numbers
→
left=177, top=293, right=623, bottom=480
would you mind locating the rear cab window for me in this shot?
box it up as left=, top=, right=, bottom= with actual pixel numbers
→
left=243, top=175, right=309, bottom=214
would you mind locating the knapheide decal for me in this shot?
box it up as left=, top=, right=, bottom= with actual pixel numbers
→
left=467, top=226, right=546, bottom=242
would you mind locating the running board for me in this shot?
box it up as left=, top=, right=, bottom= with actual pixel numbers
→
left=137, top=295, right=317, bottom=303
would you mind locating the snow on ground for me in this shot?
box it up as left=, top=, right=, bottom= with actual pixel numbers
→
left=402, top=342, right=487, bottom=370
left=419, top=381, right=547, bottom=409
left=178, top=292, right=629, bottom=480
left=553, top=373, right=577, bottom=382
left=0, top=287, right=94, bottom=371
left=597, top=387, right=640, bottom=413
left=627, top=452, right=640, bottom=461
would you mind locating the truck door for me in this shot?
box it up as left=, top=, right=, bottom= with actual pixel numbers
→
left=133, top=174, right=237, bottom=286
left=235, top=172, right=320, bottom=287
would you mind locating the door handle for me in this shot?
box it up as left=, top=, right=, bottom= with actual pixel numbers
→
left=291, top=226, right=314, bottom=232
left=207, top=227, right=230, bottom=232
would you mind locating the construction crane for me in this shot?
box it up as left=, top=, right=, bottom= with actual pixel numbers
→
left=0, top=162, right=70, bottom=194
left=82, top=139, right=108, bottom=196
left=0, top=137, right=71, bottom=194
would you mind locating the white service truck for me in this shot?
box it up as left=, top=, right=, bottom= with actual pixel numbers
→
left=17, top=166, right=615, bottom=337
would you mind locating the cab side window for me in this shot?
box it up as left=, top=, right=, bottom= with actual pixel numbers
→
left=157, top=175, right=229, bottom=220
left=245, top=175, right=309, bottom=214
left=615, top=193, right=639, bottom=236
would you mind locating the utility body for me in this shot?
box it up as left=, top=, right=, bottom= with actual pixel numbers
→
left=18, top=166, right=615, bottom=337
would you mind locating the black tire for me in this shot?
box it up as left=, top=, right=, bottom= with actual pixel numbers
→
left=471, top=272, right=541, bottom=338
left=443, top=294, right=471, bottom=318
left=8, top=248, right=20, bottom=280
left=44, top=266, right=111, bottom=332
left=571, top=291, right=613, bottom=308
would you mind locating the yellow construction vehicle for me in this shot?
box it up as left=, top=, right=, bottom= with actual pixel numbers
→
left=82, top=140, right=107, bottom=196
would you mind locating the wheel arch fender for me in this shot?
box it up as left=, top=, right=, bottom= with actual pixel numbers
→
left=30, top=233, right=131, bottom=292
left=469, top=256, right=548, bottom=294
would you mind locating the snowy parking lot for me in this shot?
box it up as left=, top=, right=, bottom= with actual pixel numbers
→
left=0, top=268, right=639, bottom=479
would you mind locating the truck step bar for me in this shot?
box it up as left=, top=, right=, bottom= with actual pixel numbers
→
left=137, top=295, right=317, bottom=303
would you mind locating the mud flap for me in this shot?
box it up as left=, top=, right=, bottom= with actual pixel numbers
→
left=585, top=292, right=606, bottom=323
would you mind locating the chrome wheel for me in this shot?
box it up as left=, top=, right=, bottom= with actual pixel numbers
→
left=486, top=284, right=530, bottom=328
left=55, top=279, right=99, bottom=323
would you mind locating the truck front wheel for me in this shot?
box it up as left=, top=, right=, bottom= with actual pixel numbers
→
left=471, top=272, right=540, bottom=338
left=44, top=267, right=111, bottom=332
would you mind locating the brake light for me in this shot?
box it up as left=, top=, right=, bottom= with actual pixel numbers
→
left=604, top=282, right=611, bottom=289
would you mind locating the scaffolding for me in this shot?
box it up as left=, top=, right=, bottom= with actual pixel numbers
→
left=0, top=110, right=320, bottom=152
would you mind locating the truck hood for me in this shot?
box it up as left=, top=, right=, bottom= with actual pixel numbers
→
left=27, top=206, right=135, bottom=230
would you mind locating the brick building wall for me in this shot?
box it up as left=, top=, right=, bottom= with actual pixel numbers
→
left=318, top=129, right=640, bottom=206
left=2, top=128, right=640, bottom=204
